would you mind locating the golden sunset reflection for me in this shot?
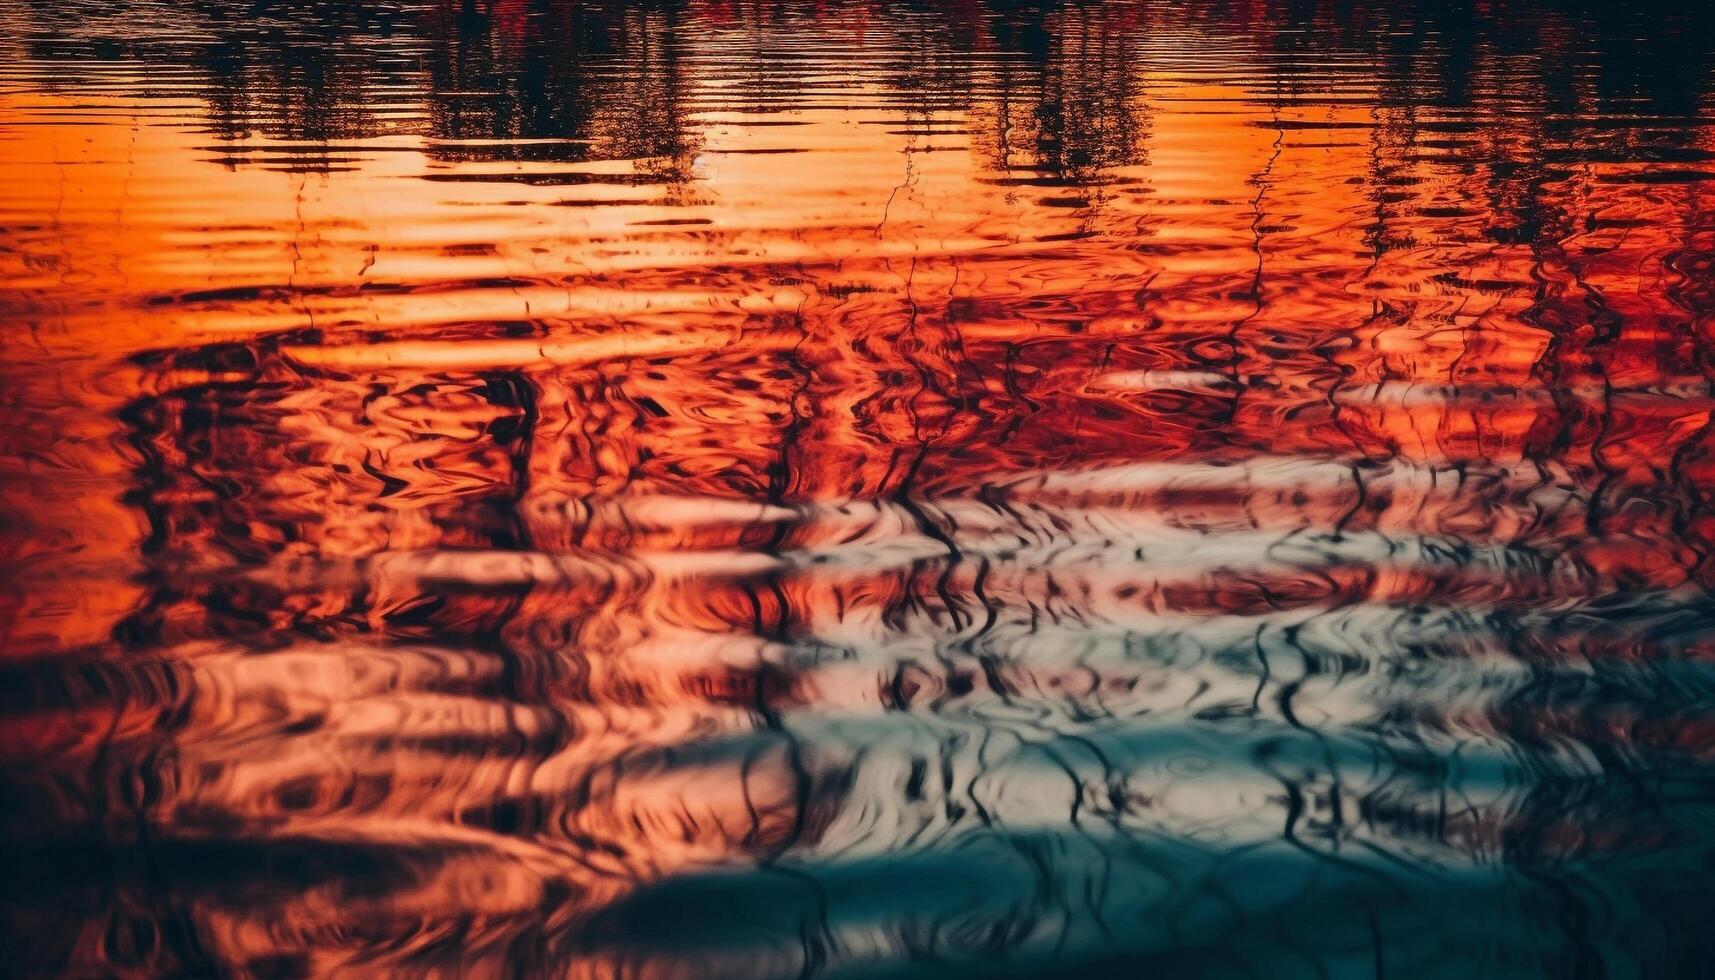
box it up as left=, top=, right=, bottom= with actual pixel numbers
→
left=4, top=1, right=1715, bottom=976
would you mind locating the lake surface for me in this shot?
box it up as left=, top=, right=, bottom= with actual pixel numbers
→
left=4, top=1, right=1715, bottom=976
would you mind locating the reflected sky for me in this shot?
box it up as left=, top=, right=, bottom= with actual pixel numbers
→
left=3, top=2, right=1715, bottom=977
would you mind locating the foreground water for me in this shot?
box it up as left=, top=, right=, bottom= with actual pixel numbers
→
left=3, top=1, right=1715, bottom=976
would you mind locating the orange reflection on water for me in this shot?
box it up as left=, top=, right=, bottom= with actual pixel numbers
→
left=5, top=0, right=1715, bottom=977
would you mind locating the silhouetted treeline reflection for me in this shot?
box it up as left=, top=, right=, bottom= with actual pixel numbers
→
left=9, top=1, right=1712, bottom=174
left=4, top=0, right=1715, bottom=977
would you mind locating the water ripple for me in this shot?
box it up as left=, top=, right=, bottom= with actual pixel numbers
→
left=4, top=0, right=1715, bottom=977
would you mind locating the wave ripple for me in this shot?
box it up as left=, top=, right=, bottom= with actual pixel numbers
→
left=4, top=1, right=1715, bottom=977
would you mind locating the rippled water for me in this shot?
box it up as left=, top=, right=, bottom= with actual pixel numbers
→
left=4, top=1, right=1715, bottom=976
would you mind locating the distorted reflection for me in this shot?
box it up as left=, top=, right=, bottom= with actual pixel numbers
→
left=3, top=0, right=1715, bottom=976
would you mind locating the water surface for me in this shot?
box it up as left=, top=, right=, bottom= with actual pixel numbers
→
left=4, top=1, right=1715, bottom=977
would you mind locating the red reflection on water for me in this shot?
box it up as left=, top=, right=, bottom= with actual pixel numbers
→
left=3, top=0, right=1715, bottom=976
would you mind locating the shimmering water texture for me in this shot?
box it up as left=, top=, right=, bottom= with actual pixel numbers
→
left=5, top=1, right=1715, bottom=977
